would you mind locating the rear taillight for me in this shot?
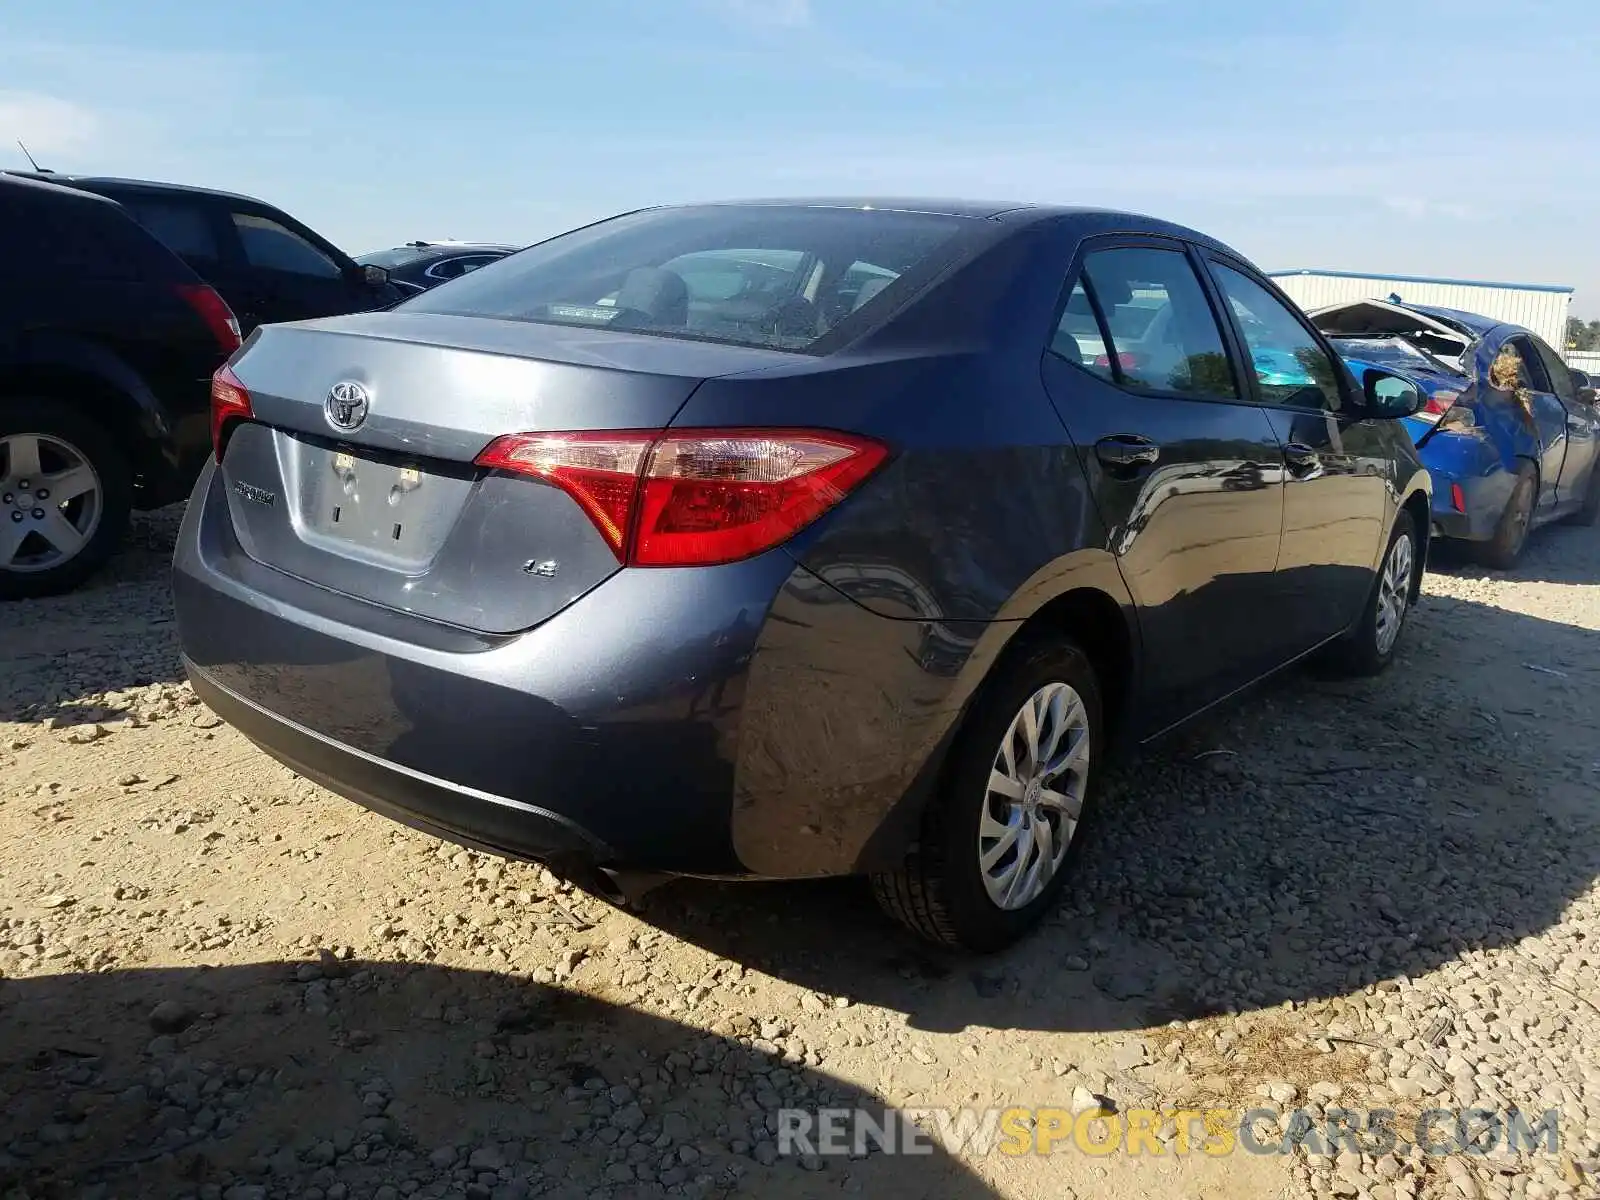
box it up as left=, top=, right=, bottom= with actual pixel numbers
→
left=474, top=428, right=888, bottom=567
left=1420, top=389, right=1460, bottom=418
left=178, top=284, right=243, bottom=355
left=1094, top=351, right=1141, bottom=371
left=210, top=364, right=253, bottom=462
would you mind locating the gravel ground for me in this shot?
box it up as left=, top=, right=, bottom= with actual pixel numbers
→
left=2, top=508, right=1599, bottom=1200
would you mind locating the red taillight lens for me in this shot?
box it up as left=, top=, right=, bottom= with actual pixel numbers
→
left=473, top=432, right=655, bottom=556
left=473, top=428, right=888, bottom=567
left=634, top=432, right=888, bottom=566
left=178, top=284, right=243, bottom=355
left=1093, top=351, right=1141, bottom=371
left=210, top=364, right=253, bottom=462
left=1451, top=482, right=1466, bottom=513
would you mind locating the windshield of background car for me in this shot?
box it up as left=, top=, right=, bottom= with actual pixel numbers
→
left=357, top=246, right=434, bottom=268
left=398, top=205, right=976, bottom=352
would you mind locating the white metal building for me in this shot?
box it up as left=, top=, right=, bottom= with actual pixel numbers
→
left=1268, top=269, right=1574, bottom=356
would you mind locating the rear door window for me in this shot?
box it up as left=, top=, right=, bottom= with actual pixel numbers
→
left=1049, top=282, right=1114, bottom=380
left=399, top=205, right=976, bottom=353
left=123, top=199, right=219, bottom=262
left=232, top=212, right=343, bottom=279
left=427, top=254, right=502, bottom=282
left=1073, top=245, right=1238, bottom=399
left=1503, top=336, right=1551, bottom=391
left=1530, top=337, right=1576, bottom=402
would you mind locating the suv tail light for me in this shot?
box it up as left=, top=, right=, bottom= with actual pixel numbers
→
left=178, top=284, right=243, bottom=354
left=210, top=364, right=254, bottom=461
left=474, top=428, right=888, bottom=566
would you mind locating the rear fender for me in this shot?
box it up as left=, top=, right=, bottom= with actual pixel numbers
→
left=803, top=548, right=1139, bottom=875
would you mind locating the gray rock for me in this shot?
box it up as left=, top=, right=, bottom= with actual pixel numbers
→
left=148, top=1000, right=196, bottom=1034
left=468, top=1145, right=504, bottom=1171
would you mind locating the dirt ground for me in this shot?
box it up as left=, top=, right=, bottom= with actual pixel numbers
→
left=2, top=508, right=1599, bottom=1200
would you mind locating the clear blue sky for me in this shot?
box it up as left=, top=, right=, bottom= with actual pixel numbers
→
left=3, top=0, right=1597, bottom=317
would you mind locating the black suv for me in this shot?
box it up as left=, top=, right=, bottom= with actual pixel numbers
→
left=0, top=174, right=240, bottom=598
left=6, top=173, right=400, bottom=333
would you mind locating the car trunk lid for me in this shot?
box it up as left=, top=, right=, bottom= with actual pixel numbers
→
left=217, top=313, right=790, bottom=634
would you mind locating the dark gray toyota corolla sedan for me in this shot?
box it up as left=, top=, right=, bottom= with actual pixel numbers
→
left=173, top=199, right=1431, bottom=951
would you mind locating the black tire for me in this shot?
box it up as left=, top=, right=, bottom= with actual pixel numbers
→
left=1477, top=463, right=1536, bottom=569
left=0, top=398, right=132, bottom=600
left=872, top=639, right=1103, bottom=953
left=1321, top=509, right=1418, bottom=678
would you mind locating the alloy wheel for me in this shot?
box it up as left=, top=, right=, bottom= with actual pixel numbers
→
left=0, top=433, right=104, bottom=574
left=1374, top=530, right=1414, bottom=656
left=978, top=681, right=1091, bottom=911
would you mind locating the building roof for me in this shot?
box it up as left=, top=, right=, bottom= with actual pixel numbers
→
left=1269, top=267, right=1573, bottom=295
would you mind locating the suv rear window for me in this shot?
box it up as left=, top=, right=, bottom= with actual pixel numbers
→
left=0, top=183, right=184, bottom=282
left=399, top=205, right=975, bottom=352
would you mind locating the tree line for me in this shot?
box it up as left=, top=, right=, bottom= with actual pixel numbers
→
left=1568, top=317, right=1600, bottom=352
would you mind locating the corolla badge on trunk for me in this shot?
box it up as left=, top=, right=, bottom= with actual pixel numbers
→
left=325, top=381, right=371, bottom=432
left=232, top=480, right=276, bottom=506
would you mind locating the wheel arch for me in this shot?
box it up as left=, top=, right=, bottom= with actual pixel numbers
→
left=1399, top=488, right=1431, bottom=600
left=0, top=338, right=177, bottom=506
left=850, top=554, right=1141, bottom=874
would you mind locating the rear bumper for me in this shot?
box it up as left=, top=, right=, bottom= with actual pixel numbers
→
left=186, top=659, right=613, bottom=864
left=172, top=461, right=971, bottom=877
left=1418, top=432, right=1513, bottom=543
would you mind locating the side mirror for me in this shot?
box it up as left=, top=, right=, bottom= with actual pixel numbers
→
left=1361, top=367, right=1424, bottom=418
left=1581, top=387, right=1599, bottom=407
left=362, top=264, right=390, bottom=289
left=1570, top=368, right=1592, bottom=393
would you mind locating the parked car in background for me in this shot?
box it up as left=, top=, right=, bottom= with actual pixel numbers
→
left=1311, top=298, right=1600, bottom=567
left=174, top=199, right=1430, bottom=952
left=0, top=174, right=240, bottom=598
left=4, top=172, right=400, bottom=333
left=356, top=241, right=519, bottom=295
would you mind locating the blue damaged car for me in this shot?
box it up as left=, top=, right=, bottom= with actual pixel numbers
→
left=1309, top=299, right=1600, bottom=567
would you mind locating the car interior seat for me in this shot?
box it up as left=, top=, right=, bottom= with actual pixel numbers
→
left=613, top=267, right=689, bottom=327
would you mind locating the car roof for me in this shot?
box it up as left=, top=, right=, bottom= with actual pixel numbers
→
left=0, top=171, right=128, bottom=208
left=1399, top=303, right=1507, bottom=339
left=405, top=242, right=519, bottom=255
left=668, top=198, right=1244, bottom=253
left=4, top=170, right=271, bottom=209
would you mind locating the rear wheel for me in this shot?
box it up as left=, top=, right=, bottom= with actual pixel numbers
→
left=1322, top=509, right=1417, bottom=678
left=872, top=640, right=1102, bottom=953
left=1477, top=463, right=1536, bottom=569
left=0, top=399, right=132, bottom=600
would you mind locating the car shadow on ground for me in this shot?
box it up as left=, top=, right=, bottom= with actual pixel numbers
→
left=627, top=586, right=1600, bottom=1036
left=0, top=961, right=998, bottom=1199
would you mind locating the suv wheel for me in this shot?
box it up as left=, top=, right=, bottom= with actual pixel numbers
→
left=872, top=640, right=1102, bottom=952
left=0, top=399, right=132, bottom=600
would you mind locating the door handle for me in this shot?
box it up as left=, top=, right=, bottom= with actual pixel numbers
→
left=1284, top=442, right=1321, bottom=474
left=1095, top=435, right=1160, bottom=469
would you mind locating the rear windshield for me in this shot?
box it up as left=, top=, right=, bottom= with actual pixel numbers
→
left=358, top=246, right=434, bottom=268
left=1330, top=335, right=1462, bottom=375
left=398, top=205, right=975, bottom=352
